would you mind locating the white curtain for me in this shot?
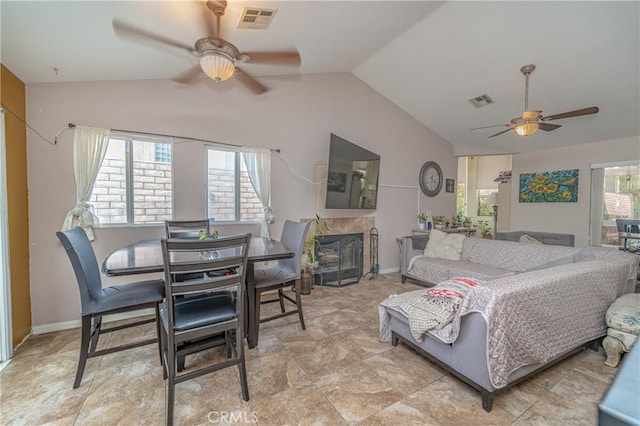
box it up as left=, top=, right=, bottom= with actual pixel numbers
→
left=61, top=126, right=110, bottom=241
left=242, top=147, right=273, bottom=239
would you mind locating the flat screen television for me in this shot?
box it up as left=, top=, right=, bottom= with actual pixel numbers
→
left=325, top=133, right=380, bottom=209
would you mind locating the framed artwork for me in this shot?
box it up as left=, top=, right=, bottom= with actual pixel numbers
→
left=519, top=169, right=579, bottom=203
left=445, top=178, right=455, bottom=193
left=327, top=172, right=347, bottom=193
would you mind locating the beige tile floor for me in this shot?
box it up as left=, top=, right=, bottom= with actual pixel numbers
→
left=0, top=273, right=619, bottom=425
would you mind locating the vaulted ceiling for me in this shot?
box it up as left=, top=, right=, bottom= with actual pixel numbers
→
left=2, top=1, right=638, bottom=156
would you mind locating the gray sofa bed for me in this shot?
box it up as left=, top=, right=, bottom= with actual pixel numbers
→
left=386, top=234, right=638, bottom=411
left=495, top=230, right=575, bottom=246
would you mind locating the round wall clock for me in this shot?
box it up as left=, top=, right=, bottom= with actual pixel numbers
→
left=419, top=161, right=443, bottom=197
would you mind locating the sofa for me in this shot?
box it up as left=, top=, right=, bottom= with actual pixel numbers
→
left=495, top=230, right=575, bottom=246
left=384, top=234, right=638, bottom=411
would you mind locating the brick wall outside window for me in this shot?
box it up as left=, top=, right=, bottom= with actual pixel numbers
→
left=90, top=159, right=172, bottom=224
left=207, top=168, right=263, bottom=222
left=91, top=162, right=263, bottom=224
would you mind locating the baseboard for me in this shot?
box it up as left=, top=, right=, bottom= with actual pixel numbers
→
left=379, top=267, right=400, bottom=275
left=31, top=308, right=155, bottom=335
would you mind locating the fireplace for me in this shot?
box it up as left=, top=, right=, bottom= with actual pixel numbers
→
left=314, top=233, right=363, bottom=287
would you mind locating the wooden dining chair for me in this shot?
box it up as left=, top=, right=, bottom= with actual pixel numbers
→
left=159, top=234, right=251, bottom=426
left=251, top=220, right=310, bottom=346
left=56, top=227, right=165, bottom=388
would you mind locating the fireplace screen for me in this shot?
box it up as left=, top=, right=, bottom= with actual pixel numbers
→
left=314, top=233, right=363, bottom=287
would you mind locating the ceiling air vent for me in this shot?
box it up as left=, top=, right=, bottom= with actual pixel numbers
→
left=238, top=7, right=278, bottom=29
left=468, top=94, right=495, bottom=108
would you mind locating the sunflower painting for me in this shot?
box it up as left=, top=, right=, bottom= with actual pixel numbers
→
left=519, top=169, right=579, bottom=203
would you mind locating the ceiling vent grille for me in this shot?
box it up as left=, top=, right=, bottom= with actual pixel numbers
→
left=238, top=7, right=277, bottom=29
left=468, top=94, right=495, bottom=108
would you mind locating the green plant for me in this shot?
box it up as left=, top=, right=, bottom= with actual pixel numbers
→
left=305, top=214, right=330, bottom=267
left=417, top=213, right=427, bottom=223
left=433, top=215, right=446, bottom=225
left=475, top=220, right=492, bottom=237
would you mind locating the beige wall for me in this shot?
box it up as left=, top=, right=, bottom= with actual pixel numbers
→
left=510, top=136, right=640, bottom=247
left=26, top=73, right=456, bottom=328
left=0, top=64, right=32, bottom=345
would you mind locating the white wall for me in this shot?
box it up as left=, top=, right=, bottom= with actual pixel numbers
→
left=26, top=73, right=456, bottom=327
left=510, top=136, right=640, bottom=247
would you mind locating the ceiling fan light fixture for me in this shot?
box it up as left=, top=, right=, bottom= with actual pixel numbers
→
left=200, top=53, right=235, bottom=82
left=513, top=121, right=539, bottom=137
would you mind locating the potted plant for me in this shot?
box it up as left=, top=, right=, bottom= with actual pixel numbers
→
left=433, top=215, right=446, bottom=229
left=301, top=214, right=330, bottom=293
left=475, top=220, right=493, bottom=238
left=417, top=213, right=427, bottom=230
left=462, top=216, right=473, bottom=228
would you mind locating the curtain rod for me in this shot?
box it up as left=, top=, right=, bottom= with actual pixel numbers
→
left=57, top=123, right=280, bottom=153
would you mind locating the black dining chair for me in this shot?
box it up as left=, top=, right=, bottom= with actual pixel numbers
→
left=56, top=227, right=165, bottom=389
left=165, top=219, right=210, bottom=239
left=251, top=220, right=310, bottom=346
left=159, top=234, right=251, bottom=426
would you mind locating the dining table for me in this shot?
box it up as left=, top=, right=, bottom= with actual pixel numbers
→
left=101, top=236, right=294, bottom=349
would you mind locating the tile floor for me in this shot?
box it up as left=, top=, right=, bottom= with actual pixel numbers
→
left=0, top=273, right=619, bottom=425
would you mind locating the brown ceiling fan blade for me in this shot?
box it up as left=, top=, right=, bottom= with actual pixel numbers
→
left=113, top=19, right=195, bottom=54
left=470, top=124, right=511, bottom=130
left=234, top=67, right=268, bottom=95
left=538, top=122, right=562, bottom=132
left=238, top=51, right=301, bottom=65
left=488, top=128, right=513, bottom=138
left=172, top=65, right=203, bottom=84
left=541, top=106, right=599, bottom=122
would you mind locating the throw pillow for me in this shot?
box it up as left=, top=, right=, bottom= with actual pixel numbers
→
left=424, top=229, right=466, bottom=261
left=519, top=234, right=543, bottom=244
left=423, top=277, right=479, bottom=311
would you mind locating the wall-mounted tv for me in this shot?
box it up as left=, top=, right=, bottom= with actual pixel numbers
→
left=325, top=133, right=380, bottom=209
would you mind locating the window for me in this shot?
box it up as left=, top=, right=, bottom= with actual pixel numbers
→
left=206, top=147, right=261, bottom=222
left=154, top=143, right=171, bottom=163
left=590, top=161, right=640, bottom=246
left=90, top=137, right=173, bottom=225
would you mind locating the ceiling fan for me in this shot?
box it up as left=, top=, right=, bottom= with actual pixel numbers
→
left=112, top=0, right=301, bottom=95
left=471, top=64, right=599, bottom=138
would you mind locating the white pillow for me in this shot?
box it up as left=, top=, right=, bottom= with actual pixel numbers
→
left=424, top=229, right=466, bottom=260
left=519, top=234, right=543, bottom=244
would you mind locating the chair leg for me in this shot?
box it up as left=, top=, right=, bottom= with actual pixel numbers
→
left=155, top=304, right=162, bottom=364
left=293, top=279, right=305, bottom=330
left=89, top=315, right=102, bottom=353
left=160, top=320, right=168, bottom=381
left=74, top=315, right=92, bottom=389
left=166, top=342, right=176, bottom=426
left=278, top=288, right=286, bottom=313
left=237, top=335, right=250, bottom=401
